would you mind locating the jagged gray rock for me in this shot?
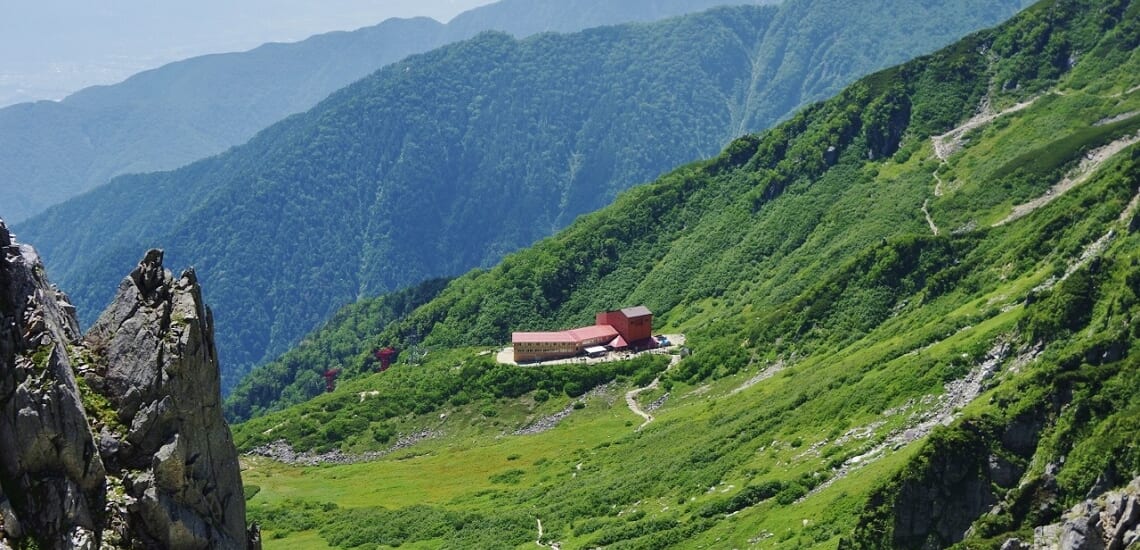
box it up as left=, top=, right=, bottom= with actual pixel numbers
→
left=1031, top=477, right=1140, bottom=550
left=0, top=223, right=254, bottom=549
left=84, top=250, right=248, bottom=549
left=1001, top=538, right=1031, bottom=550
left=0, top=220, right=105, bottom=549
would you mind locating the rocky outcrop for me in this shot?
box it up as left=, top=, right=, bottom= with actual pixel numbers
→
left=0, top=219, right=254, bottom=549
left=1025, top=477, right=1140, bottom=550
left=82, top=249, right=249, bottom=549
left=0, top=220, right=105, bottom=548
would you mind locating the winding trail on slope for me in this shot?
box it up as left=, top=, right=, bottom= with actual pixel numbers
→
left=625, top=354, right=681, bottom=431
left=932, top=170, right=945, bottom=197
left=923, top=95, right=1042, bottom=234
left=922, top=199, right=940, bottom=236
left=931, top=96, right=1038, bottom=161
left=625, top=381, right=657, bottom=429
left=1116, top=84, right=1140, bottom=98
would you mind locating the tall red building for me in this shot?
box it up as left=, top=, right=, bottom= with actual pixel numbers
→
left=596, top=306, right=653, bottom=348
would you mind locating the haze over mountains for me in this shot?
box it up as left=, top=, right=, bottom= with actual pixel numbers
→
left=0, top=0, right=772, bottom=224
left=17, top=0, right=1030, bottom=394
left=0, top=0, right=496, bottom=106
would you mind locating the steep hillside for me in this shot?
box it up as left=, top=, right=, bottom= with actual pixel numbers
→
left=229, top=0, right=1140, bottom=547
left=0, top=0, right=773, bottom=225
left=18, top=0, right=1029, bottom=394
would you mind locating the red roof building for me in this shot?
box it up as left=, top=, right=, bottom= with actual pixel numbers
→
left=511, top=306, right=652, bottom=363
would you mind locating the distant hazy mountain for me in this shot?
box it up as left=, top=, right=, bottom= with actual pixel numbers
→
left=18, top=0, right=1028, bottom=394
left=0, top=0, right=496, bottom=106
left=0, top=0, right=770, bottom=224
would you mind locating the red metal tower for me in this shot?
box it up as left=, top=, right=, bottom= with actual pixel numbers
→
left=323, top=368, right=341, bottom=393
left=374, top=347, right=398, bottom=371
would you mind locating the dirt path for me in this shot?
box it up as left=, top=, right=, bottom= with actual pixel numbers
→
left=922, top=199, right=940, bottom=236
left=730, top=360, right=786, bottom=395
left=1094, top=110, right=1139, bottom=127
left=625, top=381, right=657, bottom=429
left=625, top=354, right=681, bottom=431
left=994, top=132, right=1140, bottom=227
left=924, top=95, right=1037, bottom=233
left=932, top=96, right=1037, bottom=161
left=1114, top=84, right=1140, bottom=98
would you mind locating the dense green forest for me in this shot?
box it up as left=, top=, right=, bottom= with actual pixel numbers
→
left=229, top=0, right=1140, bottom=546
left=0, top=0, right=772, bottom=224
left=18, top=0, right=1028, bottom=393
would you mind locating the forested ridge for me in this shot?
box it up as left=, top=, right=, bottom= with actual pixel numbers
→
left=0, top=0, right=775, bottom=224
left=18, top=0, right=1028, bottom=393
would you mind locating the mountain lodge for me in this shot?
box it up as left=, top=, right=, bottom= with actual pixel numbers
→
left=512, top=306, right=654, bottom=363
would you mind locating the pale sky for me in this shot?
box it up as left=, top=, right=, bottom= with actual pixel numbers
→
left=0, top=0, right=496, bottom=105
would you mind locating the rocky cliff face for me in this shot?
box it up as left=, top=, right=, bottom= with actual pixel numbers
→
left=0, top=220, right=255, bottom=549
left=1000, top=477, right=1140, bottom=550
left=0, top=222, right=105, bottom=547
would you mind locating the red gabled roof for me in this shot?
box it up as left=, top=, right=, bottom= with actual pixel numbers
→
left=609, top=335, right=629, bottom=349
left=513, top=331, right=577, bottom=344
left=568, top=324, right=619, bottom=342
left=513, top=324, right=619, bottom=346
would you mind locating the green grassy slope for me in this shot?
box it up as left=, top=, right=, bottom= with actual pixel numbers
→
left=233, top=0, right=1140, bottom=547
left=18, top=0, right=1028, bottom=395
